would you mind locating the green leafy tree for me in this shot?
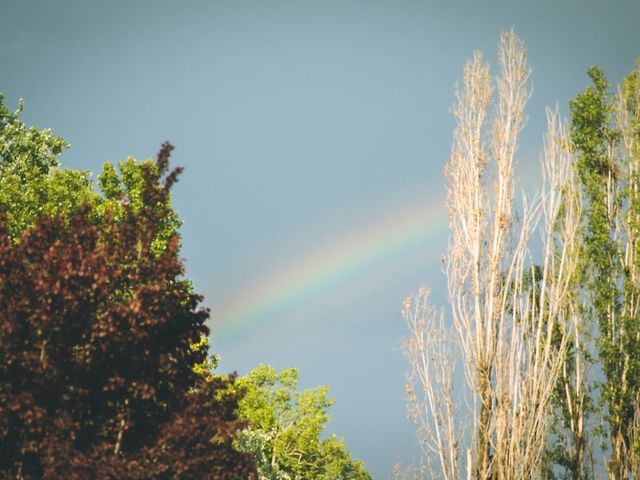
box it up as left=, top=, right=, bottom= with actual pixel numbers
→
left=234, top=364, right=371, bottom=480
left=566, top=61, right=640, bottom=479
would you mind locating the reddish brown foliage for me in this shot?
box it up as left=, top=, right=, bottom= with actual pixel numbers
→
left=0, top=145, right=256, bottom=479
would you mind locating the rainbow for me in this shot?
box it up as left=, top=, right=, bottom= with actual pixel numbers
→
left=213, top=199, right=448, bottom=341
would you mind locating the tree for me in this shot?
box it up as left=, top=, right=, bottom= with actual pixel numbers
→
left=234, top=364, right=371, bottom=480
left=402, top=30, right=581, bottom=479
left=567, top=60, right=640, bottom=479
left=0, top=95, right=256, bottom=478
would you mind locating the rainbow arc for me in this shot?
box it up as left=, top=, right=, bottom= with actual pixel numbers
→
left=214, top=201, right=447, bottom=341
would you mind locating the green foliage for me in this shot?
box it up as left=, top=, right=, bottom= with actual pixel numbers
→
left=0, top=94, right=98, bottom=238
left=570, top=67, right=618, bottom=178
left=0, top=95, right=67, bottom=171
left=190, top=336, right=220, bottom=377
left=97, top=156, right=182, bottom=255
left=0, top=95, right=180, bottom=254
left=570, top=64, right=619, bottom=399
left=565, top=60, right=640, bottom=478
left=235, top=365, right=371, bottom=480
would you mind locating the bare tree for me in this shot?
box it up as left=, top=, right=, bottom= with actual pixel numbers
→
left=402, top=287, right=459, bottom=480
left=402, top=31, right=582, bottom=479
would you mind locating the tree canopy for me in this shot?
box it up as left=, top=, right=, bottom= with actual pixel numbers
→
left=0, top=95, right=256, bottom=479
left=235, top=364, right=371, bottom=480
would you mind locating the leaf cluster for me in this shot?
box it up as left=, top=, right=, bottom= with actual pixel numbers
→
left=235, top=364, right=371, bottom=480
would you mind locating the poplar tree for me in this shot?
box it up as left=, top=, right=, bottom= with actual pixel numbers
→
left=568, top=61, right=640, bottom=479
left=402, top=30, right=581, bottom=479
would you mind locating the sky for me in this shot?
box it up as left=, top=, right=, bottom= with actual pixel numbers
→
left=2, top=1, right=639, bottom=476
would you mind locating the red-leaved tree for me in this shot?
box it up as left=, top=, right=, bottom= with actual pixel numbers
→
left=0, top=144, right=256, bottom=479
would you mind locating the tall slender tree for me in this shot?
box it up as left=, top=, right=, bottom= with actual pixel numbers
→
left=402, top=30, right=581, bottom=479
left=568, top=60, right=640, bottom=479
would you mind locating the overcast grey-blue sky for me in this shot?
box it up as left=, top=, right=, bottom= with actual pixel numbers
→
left=2, top=1, right=639, bottom=476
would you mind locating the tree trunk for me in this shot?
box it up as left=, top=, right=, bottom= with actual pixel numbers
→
left=477, top=367, right=493, bottom=480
